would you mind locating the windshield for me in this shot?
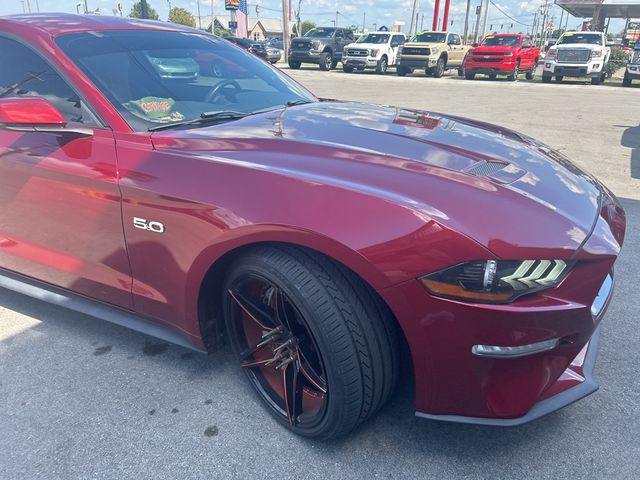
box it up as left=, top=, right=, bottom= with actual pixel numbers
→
left=557, top=33, right=602, bottom=45
left=411, top=32, right=446, bottom=43
left=304, top=28, right=335, bottom=38
left=56, top=30, right=314, bottom=131
left=481, top=35, right=519, bottom=47
left=357, top=33, right=390, bottom=44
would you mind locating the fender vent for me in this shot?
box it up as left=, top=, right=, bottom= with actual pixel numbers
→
left=464, top=161, right=507, bottom=177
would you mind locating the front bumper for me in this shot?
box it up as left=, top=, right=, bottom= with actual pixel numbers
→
left=398, top=57, right=437, bottom=70
left=289, top=50, right=322, bottom=63
left=626, top=64, right=640, bottom=78
left=381, top=190, right=625, bottom=425
left=343, top=56, right=379, bottom=68
left=465, top=60, right=516, bottom=75
left=544, top=61, right=604, bottom=77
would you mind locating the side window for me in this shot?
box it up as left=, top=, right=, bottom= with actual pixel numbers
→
left=345, top=30, right=354, bottom=41
left=453, top=34, right=461, bottom=45
left=0, top=37, right=92, bottom=124
left=393, top=35, right=405, bottom=46
left=335, top=30, right=344, bottom=41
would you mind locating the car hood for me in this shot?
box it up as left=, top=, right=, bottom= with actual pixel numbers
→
left=555, top=43, right=601, bottom=49
left=471, top=45, right=518, bottom=54
left=403, top=42, right=446, bottom=49
left=152, top=101, right=602, bottom=258
left=346, top=42, right=386, bottom=49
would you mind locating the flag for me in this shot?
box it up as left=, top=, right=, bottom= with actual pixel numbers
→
left=236, top=0, right=249, bottom=38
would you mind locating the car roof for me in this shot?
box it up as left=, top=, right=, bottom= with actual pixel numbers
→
left=0, top=13, right=196, bottom=37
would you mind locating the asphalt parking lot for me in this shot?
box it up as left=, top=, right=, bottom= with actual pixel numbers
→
left=1, top=69, right=639, bottom=480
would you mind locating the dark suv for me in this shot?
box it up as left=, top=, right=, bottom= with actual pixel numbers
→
left=288, top=27, right=355, bottom=71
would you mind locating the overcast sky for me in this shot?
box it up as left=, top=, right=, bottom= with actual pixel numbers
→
left=1, top=1, right=626, bottom=34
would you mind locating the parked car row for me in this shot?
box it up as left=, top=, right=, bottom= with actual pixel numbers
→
left=223, top=36, right=282, bottom=64
left=286, top=28, right=637, bottom=87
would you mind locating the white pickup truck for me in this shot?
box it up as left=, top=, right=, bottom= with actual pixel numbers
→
left=342, top=31, right=406, bottom=74
left=543, top=31, right=610, bottom=85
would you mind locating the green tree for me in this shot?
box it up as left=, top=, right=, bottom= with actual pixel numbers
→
left=168, top=7, right=195, bottom=27
left=293, top=21, right=316, bottom=36
left=129, top=1, right=160, bottom=20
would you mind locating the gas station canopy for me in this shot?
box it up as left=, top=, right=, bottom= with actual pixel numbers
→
left=557, top=0, right=640, bottom=18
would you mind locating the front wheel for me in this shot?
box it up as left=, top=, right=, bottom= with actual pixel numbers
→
left=465, top=73, right=476, bottom=80
left=432, top=57, right=446, bottom=78
left=507, top=61, right=520, bottom=81
left=623, top=71, right=632, bottom=87
left=397, top=66, right=409, bottom=77
left=223, top=246, right=399, bottom=439
left=319, top=52, right=333, bottom=71
left=288, top=60, right=301, bottom=70
left=343, top=65, right=354, bottom=73
left=555, top=75, right=564, bottom=83
left=542, top=72, right=552, bottom=83
left=376, top=56, right=388, bottom=74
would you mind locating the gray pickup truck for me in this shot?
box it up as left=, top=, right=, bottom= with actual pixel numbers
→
left=288, top=27, right=355, bottom=71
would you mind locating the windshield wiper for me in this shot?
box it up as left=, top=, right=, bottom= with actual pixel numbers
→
left=148, top=110, right=249, bottom=132
left=286, top=100, right=313, bottom=107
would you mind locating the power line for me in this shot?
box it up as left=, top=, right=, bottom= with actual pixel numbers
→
left=489, top=1, right=533, bottom=27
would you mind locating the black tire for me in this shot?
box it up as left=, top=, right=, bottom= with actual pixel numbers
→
left=319, top=52, right=333, bottom=71
left=376, top=56, right=388, bottom=74
left=223, top=246, right=399, bottom=440
left=343, top=65, right=355, bottom=73
left=555, top=75, right=564, bottom=83
left=488, top=74, right=497, bottom=80
left=288, top=60, right=301, bottom=70
left=623, top=71, right=632, bottom=87
left=507, top=60, right=520, bottom=81
left=526, top=67, right=535, bottom=80
left=397, top=66, right=409, bottom=77
left=542, top=72, right=552, bottom=83
left=458, top=59, right=466, bottom=77
left=432, top=57, right=446, bottom=78
left=591, top=76, right=601, bottom=85
left=465, top=73, right=476, bottom=80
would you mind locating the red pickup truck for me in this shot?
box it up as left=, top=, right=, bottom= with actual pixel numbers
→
left=464, top=33, right=540, bottom=81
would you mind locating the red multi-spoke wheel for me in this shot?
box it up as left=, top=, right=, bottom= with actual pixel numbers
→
left=227, top=278, right=329, bottom=428
left=223, top=246, right=400, bottom=439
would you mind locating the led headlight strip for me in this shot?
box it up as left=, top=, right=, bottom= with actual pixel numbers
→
left=420, top=259, right=572, bottom=304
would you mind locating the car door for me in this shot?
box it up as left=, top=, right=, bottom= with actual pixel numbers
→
left=447, top=34, right=462, bottom=65
left=390, top=35, right=405, bottom=64
left=0, top=36, right=133, bottom=308
left=334, top=30, right=346, bottom=60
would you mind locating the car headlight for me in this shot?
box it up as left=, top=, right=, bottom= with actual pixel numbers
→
left=312, top=41, right=321, bottom=49
left=419, top=259, right=572, bottom=304
left=591, top=49, right=603, bottom=58
left=504, top=52, right=514, bottom=57
left=370, top=49, right=380, bottom=57
left=431, top=47, right=440, bottom=54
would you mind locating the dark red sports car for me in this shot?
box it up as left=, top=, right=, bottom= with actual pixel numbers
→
left=0, top=14, right=625, bottom=439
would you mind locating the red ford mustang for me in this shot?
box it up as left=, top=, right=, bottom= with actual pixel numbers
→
left=0, top=14, right=625, bottom=439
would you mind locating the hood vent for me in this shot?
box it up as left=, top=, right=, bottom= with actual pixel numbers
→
left=464, top=161, right=507, bottom=177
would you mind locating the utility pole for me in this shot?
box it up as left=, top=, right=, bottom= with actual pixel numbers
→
left=409, top=0, right=419, bottom=37
left=196, top=0, right=202, bottom=29
left=335, top=10, right=339, bottom=28
left=295, top=0, right=302, bottom=37
left=479, top=0, right=489, bottom=38
left=463, top=0, right=471, bottom=43
left=362, top=12, right=366, bottom=33
left=420, top=13, right=424, bottom=31
left=473, top=3, right=482, bottom=44
left=283, top=0, right=291, bottom=61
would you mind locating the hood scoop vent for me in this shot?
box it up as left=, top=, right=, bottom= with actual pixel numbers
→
left=464, top=161, right=527, bottom=185
left=465, top=161, right=507, bottom=177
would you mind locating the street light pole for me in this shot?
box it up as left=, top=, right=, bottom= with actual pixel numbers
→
left=409, top=0, right=418, bottom=36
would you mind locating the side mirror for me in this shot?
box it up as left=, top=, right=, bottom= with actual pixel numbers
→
left=472, top=43, right=479, bottom=48
left=0, top=97, right=92, bottom=136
